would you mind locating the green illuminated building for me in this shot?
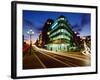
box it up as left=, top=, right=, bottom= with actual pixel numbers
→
left=45, top=15, right=77, bottom=52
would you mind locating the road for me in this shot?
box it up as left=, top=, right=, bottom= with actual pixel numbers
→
left=23, top=45, right=91, bottom=69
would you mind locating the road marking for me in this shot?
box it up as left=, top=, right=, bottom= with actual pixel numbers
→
left=33, top=45, right=90, bottom=62
left=46, top=53, right=78, bottom=66
left=54, top=53, right=90, bottom=63
left=31, top=49, right=46, bottom=68
left=42, top=51, right=78, bottom=66
left=33, top=45, right=90, bottom=66
left=35, top=49, right=76, bottom=67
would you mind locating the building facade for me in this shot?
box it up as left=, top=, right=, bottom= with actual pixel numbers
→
left=35, top=15, right=79, bottom=52
left=35, top=19, right=54, bottom=48
left=45, top=15, right=77, bottom=52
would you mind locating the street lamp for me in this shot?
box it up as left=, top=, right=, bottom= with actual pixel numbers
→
left=27, top=29, right=34, bottom=55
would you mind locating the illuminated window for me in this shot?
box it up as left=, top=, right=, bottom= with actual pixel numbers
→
left=47, top=32, right=50, bottom=35
left=60, top=17, right=65, bottom=20
left=51, top=22, right=58, bottom=29
left=51, top=35, right=70, bottom=41
left=47, top=22, right=51, bottom=25
left=50, top=28, right=72, bottom=38
left=60, top=23, right=64, bottom=26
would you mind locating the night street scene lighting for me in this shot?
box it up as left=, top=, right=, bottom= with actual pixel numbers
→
left=27, top=29, right=34, bottom=55
left=23, top=10, right=91, bottom=69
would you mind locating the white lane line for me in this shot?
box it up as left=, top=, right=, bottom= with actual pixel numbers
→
left=32, top=49, right=46, bottom=68
left=46, top=53, right=78, bottom=66
left=33, top=45, right=90, bottom=66
left=35, top=48, right=76, bottom=67
left=54, top=53, right=90, bottom=63
left=33, top=45, right=90, bottom=62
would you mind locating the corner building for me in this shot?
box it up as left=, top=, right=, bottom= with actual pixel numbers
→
left=46, top=15, right=76, bottom=52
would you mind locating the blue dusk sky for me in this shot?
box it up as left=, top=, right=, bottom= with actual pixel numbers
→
left=23, top=10, right=91, bottom=42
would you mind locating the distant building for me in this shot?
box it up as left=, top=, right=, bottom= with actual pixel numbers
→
left=35, top=19, right=54, bottom=48
left=23, top=35, right=26, bottom=45
left=35, top=31, right=42, bottom=47
left=83, top=35, right=91, bottom=48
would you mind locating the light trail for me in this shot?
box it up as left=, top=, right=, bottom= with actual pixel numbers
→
left=33, top=45, right=79, bottom=67
left=33, top=45, right=90, bottom=64
left=31, top=49, right=46, bottom=68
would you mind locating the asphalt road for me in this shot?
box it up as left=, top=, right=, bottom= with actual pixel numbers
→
left=23, top=45, right=91, bottom=69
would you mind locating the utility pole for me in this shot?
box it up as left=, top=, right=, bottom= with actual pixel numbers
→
left=27, top=29, right=34, bottom=55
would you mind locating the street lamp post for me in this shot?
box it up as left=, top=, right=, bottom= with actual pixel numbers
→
left=27, top=29, right=34, bottom=55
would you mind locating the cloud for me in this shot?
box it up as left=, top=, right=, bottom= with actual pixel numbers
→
left=72, top=14, right=90, bottom=32
left=72, top=24, right=81, bottom=31
left=81, top=14, right=90, bottom=27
